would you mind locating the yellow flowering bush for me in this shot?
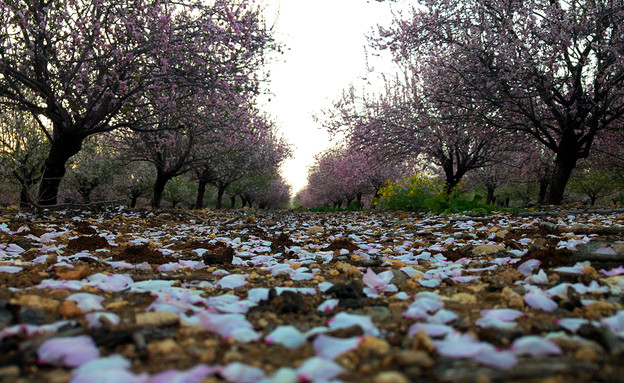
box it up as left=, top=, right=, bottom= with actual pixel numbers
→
left=375, top=173, right=493, bottom=213
left=375, top=172, right=445, bottom=212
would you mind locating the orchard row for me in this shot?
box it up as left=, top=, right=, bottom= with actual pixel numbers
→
left=301, top=0, right=624, bottom=209
left=0, top=0, right=290, bottom=209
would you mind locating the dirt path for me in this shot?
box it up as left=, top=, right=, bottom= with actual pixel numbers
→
left=1, top=207, right=624, bottom=382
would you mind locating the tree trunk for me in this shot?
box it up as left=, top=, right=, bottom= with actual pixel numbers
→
left=38, top=133, right=84, bottom=206
left=356, top=192, right=363, bottom=209
left=230, top=196, right=236, bottom=208
left=130, top=195, right=139, bottom=208
left=215, top=185, right=226, bottom=209
left=195, top=180, right=207, bottom=209
left=545, top=159, right=576, bottom=205
left=486, top=185, right=496, bottom=205
left=538, top=178, right=549, bottom=204
left=20, top=185, right=32, bottom=208
left=152, top=171, right=170, bottom=208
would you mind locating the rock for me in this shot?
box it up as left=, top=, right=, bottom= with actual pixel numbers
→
left=575, top=346, right=600, bottom=362
left=473, top=244, right=505, bottom=256
left=203, top=246, right=234, bottom=265
left=11, top=295, right=59, bottom=312
left=365, top=306, right=392, bottom=322
left=358, top=336, right=391, bottom=357
left=56, top=265, right=91, bottom=280
left=58, top=300, right=83, bottom=317
left=395, top=350, right=434, bottom=368
left=412, top=329, right=435, bottom=353
left=18, top=307, right=48, bottom=325
left=135, top=312, right=180, bottom=327
left=498, top=269, right=524, bottom=284
left=306, top=226, right=324, bottom=234
left=147, top=338, right=182, bottom=356
left=0, top=365, right=20, bottom=379
left=391, top=211, right=409, bottom=220
left=372, top=371, right=410, bottom=383
left=450, top=293, right=476, bottom=305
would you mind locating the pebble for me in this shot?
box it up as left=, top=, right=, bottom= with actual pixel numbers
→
left=147, top=338, right=182, bottom=356
left=135, top=312, right=180, bottom=327
left=11, top=295, right=59, bottom=312
left=358, top=336, right=391, bottom=357
left=372, top=371, right=410, bottom=383
left=366, top=306, right=392, bottom=322
left=395, top=350, right=434, bottom=368
left=58, top=300, right=83, bottom=317
left=56, top=265, right=90, bottom=280
left=473, top=244, right=505, bottom=256
left=0, top=365, right=20, bottom=379
left=450, top=293, right=477, bottom=305
left=306, top=226, right=324, bottom=234
left=575, top=346, right=600, bottom=362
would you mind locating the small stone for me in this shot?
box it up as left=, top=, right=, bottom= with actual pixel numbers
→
left=381, top=248, right=394, bottom=255
left=45, top=253, right=58, bottom=265
left=136, top=312, right=179, bottom=327
left=494, top=230, right=508, bottom=240
left=501, top=287, right=525, bottom=309
left=582, top=266, right=600, bottom=279
left=246, top=216, right=256, bottom=224
left=575, top=346, right=600, bottom=362
left=0, top=365, right=20, bottom=379
left=366, top=306, right=392, bottom=322
left=346, top=266, right=362, bottom=276
left=105, top=301, right=129, bottom=310
left=327, top=269, right=340, bottom=276
left=473, top=244, right=505, bottom=256
left=391, top=211, right=409, bottom=220
left=498, top=269, right=523, bottom=284
left=306, top=226, right=324, bottom=234
left=395, top=350, right=434, bottom=368
left=56, top=265, right=90, bottom=280
left=358, top=336, right=391, bottom=356
left=350, top=254, right=363, bottom=262
left=412, top=330, right=435, bottom=353
left=58, top=300, right=83, bottom=317
left=372, top=371, right=409, bottom=383
left=11, top=295, right=59, bottom=312
left=450, top=293, right=476, bottom=305
left=532, top=238, right=548, bottom=249
left=147, top=338, right=181, bottom=356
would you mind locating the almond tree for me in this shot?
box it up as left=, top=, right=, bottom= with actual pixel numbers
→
left=0, top=0, right=271, bottom=205
left=376, top=0, right=624, bottom=203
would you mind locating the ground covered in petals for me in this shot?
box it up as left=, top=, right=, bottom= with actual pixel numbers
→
left=1, top=207, right=624, bottom=382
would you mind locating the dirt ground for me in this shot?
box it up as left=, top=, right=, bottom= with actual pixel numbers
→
left=1, top=206, right=624, bottom=382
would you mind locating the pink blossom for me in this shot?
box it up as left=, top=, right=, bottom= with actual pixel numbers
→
left=38, top=336, right=100, bottom=367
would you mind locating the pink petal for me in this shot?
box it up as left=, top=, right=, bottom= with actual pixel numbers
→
left=601, top=266, right=624, bottom=276
left=433, top=334, right=482, bottom=358
left=481, top=309, right=525, bottom=322
left=511, top=336, right=563, bottom=356
left=473, top=348, right=518, bottom=370
left=523, top=291, right=558, bottom=312
left=38, top=336, right=100, bottom=367
left=313, top=335, right=361, bottom=359
left=601, top=310, right=624, bottom=333
left=363, top=268, right=388, bottom=291
left=556, top=318, right=589, bottom=333
left=220, top=362, right=266, bottom=383
left=265, top=326, right=306, bottom=349
left=326, top=312, right=380, bottom=336
left=67, top=293, right=105, bottom=312
left=216, top=274, right=247, bottom=289
left=199, top=312, right=260, bottom=343
left=317, top=298, right=339, bottom=312
left=408, top=323, right=454, bottom=337
left=297, top=357, right=345, bottom=382
left=151, top=364, right=216, bottom=383
left=517, top=259, right=541, bottom=276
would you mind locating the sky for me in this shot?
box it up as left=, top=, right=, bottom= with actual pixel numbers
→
left=258, top=0, right=409, bottom=194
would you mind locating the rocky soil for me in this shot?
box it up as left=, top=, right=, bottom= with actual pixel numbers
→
left=1, top=206, right=624, bottom=382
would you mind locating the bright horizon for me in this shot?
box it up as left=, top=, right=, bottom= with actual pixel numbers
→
left=259, top=0, right=409, bottom=195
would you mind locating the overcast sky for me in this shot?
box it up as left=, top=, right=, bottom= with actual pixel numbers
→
left=258, top=0, right=409, bottom=194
